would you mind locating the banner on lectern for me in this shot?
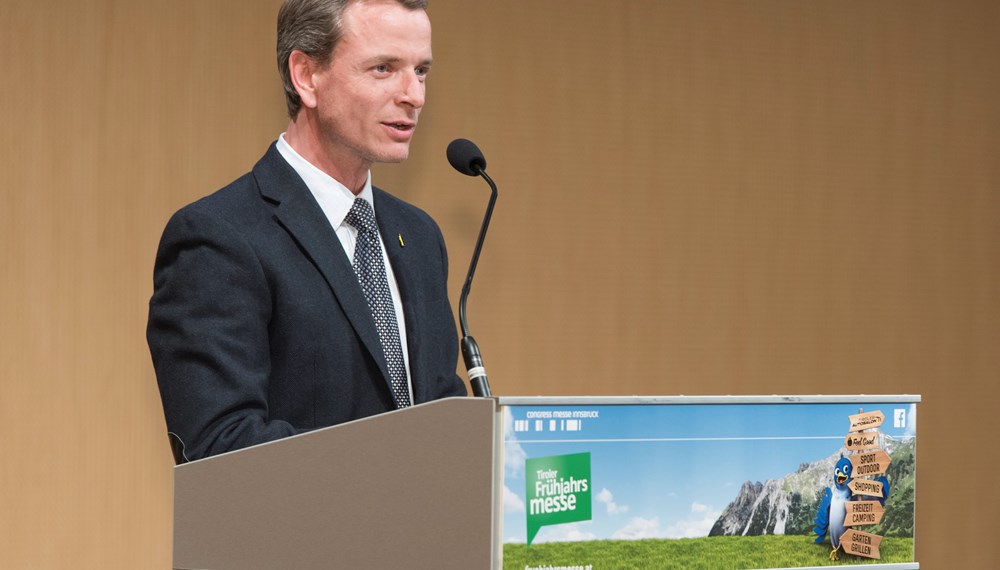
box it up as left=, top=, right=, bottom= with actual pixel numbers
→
left=500, top=399, right=917, bottom=569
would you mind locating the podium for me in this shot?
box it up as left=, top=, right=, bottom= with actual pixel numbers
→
left=173, top=395, right=919, bottom=569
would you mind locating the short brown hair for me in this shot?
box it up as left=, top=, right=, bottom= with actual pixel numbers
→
left=277, top=0, right=429, bottom=118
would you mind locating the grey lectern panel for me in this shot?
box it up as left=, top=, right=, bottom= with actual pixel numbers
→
left=173, top=397, right=497, bottom=570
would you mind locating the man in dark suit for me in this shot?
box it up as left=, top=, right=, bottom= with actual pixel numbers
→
left=147, top=0, right=466, bottom=462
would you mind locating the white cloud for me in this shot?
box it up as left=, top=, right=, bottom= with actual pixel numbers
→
left=613, top=516, right=668, bottom=540
left=613, top=505, right=720, bottom=541
left=503, top=484, right=525, bottom=514
left=596, top=487, right=629, bottom=514
left=503, top=407, right=527, bottom=478
left=533, top=522, right=596, bottom=543
left=664, top=503, right=720, bottom=539
left=665, top=516, right=716, bottom=539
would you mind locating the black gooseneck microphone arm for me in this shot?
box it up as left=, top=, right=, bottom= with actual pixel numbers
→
left=459, top=164, right=497, bottom=398
left=447, top=138, right=496, bottom=398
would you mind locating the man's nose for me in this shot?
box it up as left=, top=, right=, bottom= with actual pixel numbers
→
left=397, top=72, right=425, bottom=108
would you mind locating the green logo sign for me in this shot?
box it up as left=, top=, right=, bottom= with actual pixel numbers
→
left=525, top=452, right=592, bottom=545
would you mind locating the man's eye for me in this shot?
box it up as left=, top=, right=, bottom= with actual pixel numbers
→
left=415, top=66, right=429, bottom=77
left=374, top=64, right=390, bottom=73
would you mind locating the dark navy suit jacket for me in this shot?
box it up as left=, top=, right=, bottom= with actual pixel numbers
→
left=147, top=144, right=467, bottom=461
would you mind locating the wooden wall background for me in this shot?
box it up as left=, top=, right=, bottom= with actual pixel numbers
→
left=2, top=0, right=997, bottom=567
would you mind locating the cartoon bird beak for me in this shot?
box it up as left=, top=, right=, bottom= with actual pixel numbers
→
left=836, top=472, right=848, bottom=485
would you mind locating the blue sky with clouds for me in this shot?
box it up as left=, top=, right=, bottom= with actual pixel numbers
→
left=501, top=401, right=917, bottom=544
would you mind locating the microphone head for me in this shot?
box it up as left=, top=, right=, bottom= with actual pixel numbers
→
left=447, top=138, right=487, bottom=176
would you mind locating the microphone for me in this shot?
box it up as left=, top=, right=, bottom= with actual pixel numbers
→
left=447, top=138, right=497, bottom=398
left=447, top=137, right=487, bottom=176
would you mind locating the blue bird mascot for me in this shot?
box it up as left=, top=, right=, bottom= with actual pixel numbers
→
left=813, top=454, right=889, bottom=560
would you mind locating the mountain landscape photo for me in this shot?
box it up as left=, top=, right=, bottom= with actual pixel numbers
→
left=709, top=437, right=915, bottom=539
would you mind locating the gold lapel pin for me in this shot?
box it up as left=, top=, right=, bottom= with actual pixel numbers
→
left=398, top=233, right=405, bottom=247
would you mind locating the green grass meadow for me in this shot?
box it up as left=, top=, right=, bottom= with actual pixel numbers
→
left=503, top=534, right=915, bottom=569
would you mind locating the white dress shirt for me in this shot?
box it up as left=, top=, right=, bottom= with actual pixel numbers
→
left=275, top=134, right=413, bottom=403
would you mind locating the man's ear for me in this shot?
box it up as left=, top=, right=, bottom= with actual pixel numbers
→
left=289, top=50, right=320, bottom=110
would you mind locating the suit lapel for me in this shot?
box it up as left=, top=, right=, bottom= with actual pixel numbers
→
left=252, top=145, right=393, bottom=390
left=375, top=193, right=414, bottom=301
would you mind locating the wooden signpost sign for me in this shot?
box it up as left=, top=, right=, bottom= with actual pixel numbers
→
left=848, top=410, right=884, bottom=433
left=846, top=501, right=885, bottom=526
left=847, top=478, right=885, bottom=498
left=839, top=529, right=883, bottom=559
left=849, top=449, right=891, bottom=477
left=836, top=409, right=890, bottom=560
left=844, top=432, right=880, bottom=451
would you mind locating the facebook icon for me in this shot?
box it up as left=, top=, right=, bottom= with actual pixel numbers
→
left=894, top=408, right=906, bottom=428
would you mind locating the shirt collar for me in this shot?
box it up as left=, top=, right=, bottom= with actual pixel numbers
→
left=275, top=133, right=374, bottom=230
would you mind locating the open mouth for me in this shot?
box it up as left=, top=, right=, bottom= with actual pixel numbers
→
left=837, top=474, right=848, bottom=485
left=386, top=122, right=413, bottom=130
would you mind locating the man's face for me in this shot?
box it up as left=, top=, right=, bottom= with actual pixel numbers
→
left=310, top=1, right=432, bottom=170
